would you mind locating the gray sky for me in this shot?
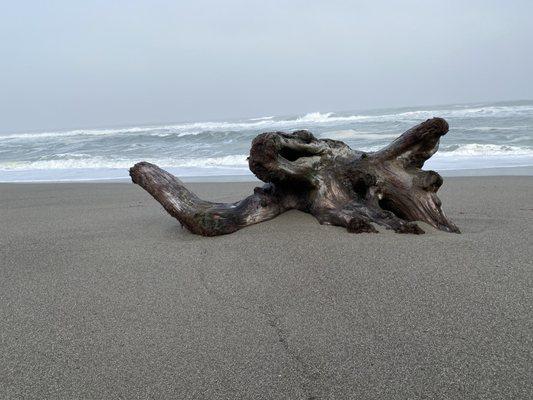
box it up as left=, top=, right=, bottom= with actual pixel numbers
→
left=1, top=0, right=532, bottom=133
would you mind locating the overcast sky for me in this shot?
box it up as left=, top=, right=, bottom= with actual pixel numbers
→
left=1, top=0, right=532, bottom=133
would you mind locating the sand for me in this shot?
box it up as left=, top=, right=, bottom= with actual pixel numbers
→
left=1, top=177, right=532, bottom=399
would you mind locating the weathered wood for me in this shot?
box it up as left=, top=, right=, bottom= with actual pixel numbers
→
left=130, top=117, right=459, bottom=235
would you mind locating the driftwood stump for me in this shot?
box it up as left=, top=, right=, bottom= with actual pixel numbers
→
left=130, top=118, right=459, bottom=235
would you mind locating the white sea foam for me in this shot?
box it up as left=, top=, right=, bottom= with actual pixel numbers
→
left=438, top=144, right=533, bottom=156
left=0, top=155, right=249, bottom=170
left=2, top=144, right=532, bottom=172
left=457, top=125, right=529, bottom=132
left=248, top=116, right=275, bottom=121
left=319, top=129, right=399, bottom=140
left=295, top=112, right=335, bottom=122
left=2, top=104, right=532, bottom=141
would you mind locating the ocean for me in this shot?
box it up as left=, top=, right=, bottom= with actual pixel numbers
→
left=1, top=100, right=532, bottom=182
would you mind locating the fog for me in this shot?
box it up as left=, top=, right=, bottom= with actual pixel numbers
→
left=1, top=0, right=532, bottom=132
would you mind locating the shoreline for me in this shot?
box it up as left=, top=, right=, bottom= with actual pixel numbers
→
left=1, top=165, right=533, bottom=184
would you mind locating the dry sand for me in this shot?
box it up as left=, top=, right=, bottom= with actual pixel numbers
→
left=1, top=177, right=532, bottom=399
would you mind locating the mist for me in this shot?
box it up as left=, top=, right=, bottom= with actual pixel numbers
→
left=1, top=0, right=532, bottom=133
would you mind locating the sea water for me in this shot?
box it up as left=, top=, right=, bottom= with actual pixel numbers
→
left=1, top=100, right=532, bottom=182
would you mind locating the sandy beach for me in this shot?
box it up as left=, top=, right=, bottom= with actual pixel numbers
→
left=1, top=177, right=532, bottom=399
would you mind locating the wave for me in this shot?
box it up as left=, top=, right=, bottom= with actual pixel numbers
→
left=319, top=129, right=399, bottom=140
left=0, top=155, right=250, bottom=170
left=295, top=112, right=335, bottom=122
left=3, top=104, right=532, bottom=141
left=2, top=144, right=533, bottom=171
left=457, top=125, right=529, bottom=132
left=438, top=144, right=533, bottom=156
left=248, top=116, right=275, bottom=121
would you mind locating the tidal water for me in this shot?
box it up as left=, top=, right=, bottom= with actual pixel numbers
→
left=1, top=100, right=532, bottom=182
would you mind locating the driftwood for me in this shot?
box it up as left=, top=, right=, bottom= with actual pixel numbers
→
left=130, top=117, right=459, bottom=236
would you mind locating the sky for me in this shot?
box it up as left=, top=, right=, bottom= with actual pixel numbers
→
left=1, top=0, right=532, bottom=133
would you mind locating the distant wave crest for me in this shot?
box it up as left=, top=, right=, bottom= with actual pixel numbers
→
left=319, top=129, right=399, bottom=140
left=3, top=104, right=532, bottom=141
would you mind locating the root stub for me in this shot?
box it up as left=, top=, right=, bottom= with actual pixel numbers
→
left=130, top=118, right=459, bottom=236
left=347, top=218, right=378, bottom=234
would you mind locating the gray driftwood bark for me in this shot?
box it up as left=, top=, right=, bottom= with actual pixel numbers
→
left=130, top=117, right=459, bottom=236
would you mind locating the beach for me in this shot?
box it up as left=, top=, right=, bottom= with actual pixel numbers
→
left=1, top=177, right=532, bottom=399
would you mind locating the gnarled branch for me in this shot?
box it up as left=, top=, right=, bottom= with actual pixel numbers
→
left=130, top=118, right=459, bottom=236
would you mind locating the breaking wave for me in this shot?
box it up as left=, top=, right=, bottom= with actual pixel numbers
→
left=0, top=155, right=249, bottom=171
left=1, top=101, right=532, bottom=181
left=2, top=104, right=533, bottom=141
left=319, top=129, right=399, bottom=140
left=438, top=144, right=533, bottom=156
left=2, top=144, right=532, bottom=172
